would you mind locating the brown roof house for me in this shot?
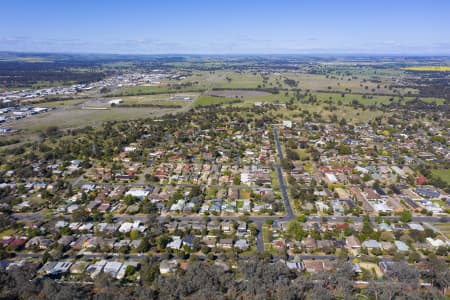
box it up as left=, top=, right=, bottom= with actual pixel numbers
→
left=345, top=235, right=361, bottom=250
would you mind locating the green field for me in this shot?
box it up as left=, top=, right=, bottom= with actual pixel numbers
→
left=403, top=66, right=450, bottom=72
left=193, top=95, right=238, bottom=107
left=32, top=98, right=88, bottom=108
left=112, top=85, right=207, bottom=96
left=10, top=106, right=184, bottom=132
left=113, top=94, right=198, bottom=106
left=432, top=169, right=450, bottom=185
left=313, top=92, right=445, bottom=106
left=294, top=149, right=311, bottom=160
left=430, top=223, right=450, bottom=239
left=0, top=229, right=16, bottom=238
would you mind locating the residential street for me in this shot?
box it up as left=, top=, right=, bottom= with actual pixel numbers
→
left=273, top=128, right=295, bottom=220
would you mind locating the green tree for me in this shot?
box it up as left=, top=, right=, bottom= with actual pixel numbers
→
left=296, top=215, right=307, bottom=223
left=140, top=258, right=159, bottom=286
left=104, top=213, right=113, bottom=223
left=400, top=210, right=412, bottom=223
left=435, top=246, right=448, bottom=257
left=286, top=220, right=306, bottom=241
left=130, top=230, right=140, bottom=240
left=42, top=251, right=51, bottom=264
left=137, top=238, right=150, bottom=253
left=125, top=265, right=135, bottom=277
left=408, top=251, right=421, bottom=263
left=338, top=144, right=351, bottom=155
left=72, top=208, right=89, bottom=222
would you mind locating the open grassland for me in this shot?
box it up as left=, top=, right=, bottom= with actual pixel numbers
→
left=0, top=56, right=50, bottom=63
left=7, top=65, right=444, bottom=140
left=205, top=89, right=270, bottom=98
left=294, top=149, right=311, bottom=160
left=430, top=223, right=450, bottom=239
left=32, top=98, right=88, bottom=108
left=316, top=62, right=407, bottom=76
left=432, top=169, right=450, bottom=185
left=212, top=72, right=265, bottom=89
left=279, top=72, right=417, bottom=95
left=9, top=106, right=183, bottom=132
left=116, top=93, right=199, bottom=104
left=111, top=84, right=207, bottom=96
left=178, top=70, right=421, bottom=100
left=237, top=93, right=292, bottom=106
left=0, top=229, right=16, bottom=238
left=182, top=70, right=280, bottom=90
left=31, top=80, right=76, bottom=89
left=19, top=84, right=407, bottom=135
left=403, top=66, right=450, bottom=72
left=228, top=98, right=390, bottom=123
left=193, top=95, right=238, bottom=107
left=359, top=262, right=383, bottom=278
left=32, top=93, right=198, bottom=108
left=313, top=92, right=445, bottom=106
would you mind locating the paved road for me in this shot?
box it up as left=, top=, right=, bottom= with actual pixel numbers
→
left=71, top=174, right=84, bottom=187
left=273, top=128, right=284, bottom=161
left=15, top=251, right=432, bottom=265
left=275, top=164, right=294, bottom=220
left=273, top=128, right=294, bottom=220
left=423, top=222, right=449, bottom=242
left=12, top=212, right=449, bottom=224
left=14, top=251, right=148, bottom=261
left=255, top=222, right=264, bottom=252
left=72, top=180, right=260, bottom=190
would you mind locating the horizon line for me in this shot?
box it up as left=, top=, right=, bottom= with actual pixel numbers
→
left=2, top=50, right=450, bottom=58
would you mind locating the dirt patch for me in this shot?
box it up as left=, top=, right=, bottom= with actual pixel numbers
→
left=206, top=89, right=270, bottom=98
left=8, top=106, right=182, bottom=132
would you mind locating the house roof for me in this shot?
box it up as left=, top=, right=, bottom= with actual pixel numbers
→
left=394, top=240, right=409, bottom=251
left=408, top=223, right=424, bottom=231
left=346, top=235, right=361, bottom=248
left=362, top=240, right=381, bottom=248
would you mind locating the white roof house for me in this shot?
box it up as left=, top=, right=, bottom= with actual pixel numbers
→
left=167, top=238, right=183, bottom=250
left=40, top=261, right=72, bottom=275
left=426, top=237, right=446, bottom=248
left=394, top=241, right=409, bottom=252
left=372, top=203, right=392, bottom=212
left=234, top=239, right=249, bottom=250
left=103, top=261, right=123, bottom=278
left=116, top=261, right=139, bottom=279
left=125, top=188, right=149, bottom=200
left=86, top=260, right=107, bottom=278
left=160, top=259, right=178, bottom=274
left=362, top=240, right=382, bottom=249
left=325, top=173, right=337, bottom=183
left=119, top=221, right=146, bottom=233
left=355, top=166, right=369, bottom=174
left=282, top=120, right=293, bottom=128
left=55, top=221, right=69, bottom=228
left=108, top=99, right=123, bottom=105
left=408, top=223, right=424, bottom=231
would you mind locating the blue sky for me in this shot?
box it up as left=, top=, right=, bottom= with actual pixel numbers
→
left=1, top=0, right=450, bottom=54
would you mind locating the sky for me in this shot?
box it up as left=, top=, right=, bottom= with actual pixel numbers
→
left=1, top=0, right=450, bottom=55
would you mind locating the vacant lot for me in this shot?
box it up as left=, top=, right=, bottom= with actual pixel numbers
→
left=193, top=95, right=238, bottom=107
left=430, top=223, right=450, bottom=239
left=312, top=92, right=445, bottom=106
left=205, top=89, right=270, bottom=98
left=9, top=105, right=183, bottom=132
left=32, top=98, right=88, bottom=108
left=111, top=84, right=207, bottom=96
left=432, top=169, right=450, bottom=185
left=403, top=66, right=450, bottom=72
left=109, top=93, right=198, bottom=106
